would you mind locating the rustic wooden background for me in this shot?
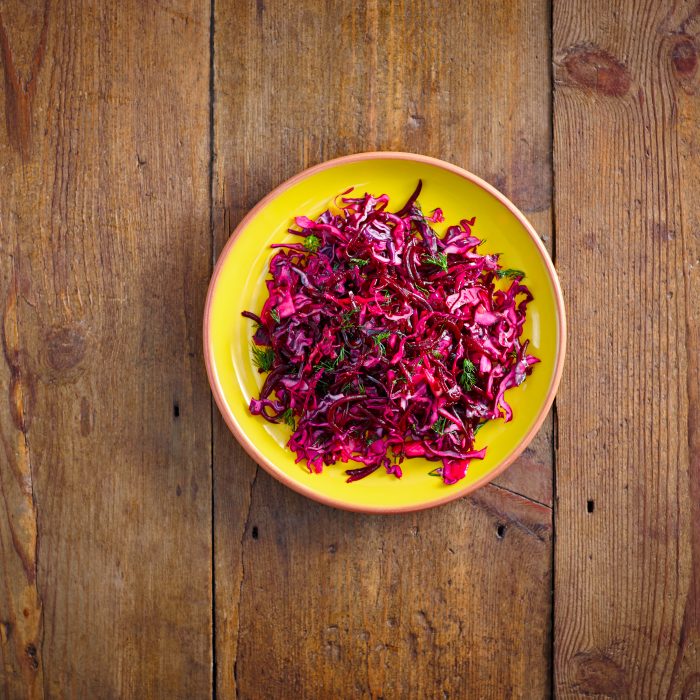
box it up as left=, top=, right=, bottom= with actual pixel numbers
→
left=0, top=0, right=697, bottom=698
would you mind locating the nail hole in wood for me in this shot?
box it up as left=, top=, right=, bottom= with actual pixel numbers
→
left=251, top=526, right=259, bottom=539
left=496, top=524, right=506, bottom=538
left=587, top=500, right=594, bottom=513
left=173, top=403, right=180, bottom=418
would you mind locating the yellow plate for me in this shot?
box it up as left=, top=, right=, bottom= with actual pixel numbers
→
left=204, top=152, right=566, bottom=513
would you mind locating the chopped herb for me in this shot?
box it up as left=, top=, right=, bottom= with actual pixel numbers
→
left=459, top=358, right=477, bottom=391
left=349, top=257, right=369, bottom=267
left=428, top=467, right=443, bottom=478
left=317, top=345, right=347, bottom=372
left=373, top=330, right=392, bottom=355
left=251, top=344, right=274, bottom=372
left=432, top=349, right=443, bottom=359
left=474, top=421, right=488, bottom=435
left=373, top=331, right=391, bottom=344
left=432, top=416, right=448, bottom=435
left=270, top=308, right=281, bottom=323
left=341, top=307, right=360, bottom=328
left=496, top=268, right=525, bottom=280
left=304, top=234, right=320, bottom=252
left=281, top=408, right=295, bottom=428
left=422, top=252, right=449, bottom=272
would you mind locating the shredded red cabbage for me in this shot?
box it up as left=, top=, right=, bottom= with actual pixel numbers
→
left=243, top=181, right=539, bottom=485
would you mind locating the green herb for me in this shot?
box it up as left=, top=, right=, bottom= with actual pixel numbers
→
left=459, top=358, right=477, bottom=392
left=432, top=416, right=448, bottom=435
left=474, top=421, right=488, bottom=435
left=383, top=290, right=392, bottom=302
left=509, top=350, right=519, bottom=361
left=373, top=330, right=391, bottom=344
left=349, top=257, right=369, bottom=267
left=432, top=349, right=443, bottom=359
left=281, top=408, right=295, bottom=428
left=416, top=284, right=430, bottom=295
left=428, top=467, right=443, bottom=478
left=373, top=330, right=392, bottom=355
left=422, top=252, right=449, bottom=272
left=316, top=345, right=346, bottom=372
left=495, top=268, right=525, bottom=280
left=304, top=234, right=320, bottom=252
left=341, top=376, right=365, bottom=395
left=251, top=344, right=274, bottom=372
left=270, top=309, right=281, bottom=323
left=341, top=307, right=359, bottom=328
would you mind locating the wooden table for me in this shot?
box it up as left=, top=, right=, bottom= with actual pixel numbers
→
left=0, top=1, right=697, bottom=697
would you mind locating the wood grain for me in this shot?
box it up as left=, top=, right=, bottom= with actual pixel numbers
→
left=0, top=1, right=212, bottom=697
left=213, top=1, right=554, bottom=697
left=553, top=0, right=699, bottom=696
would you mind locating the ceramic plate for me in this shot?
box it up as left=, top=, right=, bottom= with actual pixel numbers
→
left=204, top=152, right=566, bottom=513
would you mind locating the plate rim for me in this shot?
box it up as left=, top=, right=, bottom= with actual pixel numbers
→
left=203, top=151, right=567, bottom=513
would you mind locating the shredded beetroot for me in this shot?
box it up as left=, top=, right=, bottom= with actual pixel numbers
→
left=244, top=181, right=539, bottom=485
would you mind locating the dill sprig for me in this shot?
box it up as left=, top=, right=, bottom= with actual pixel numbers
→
left=495, top=268, right=525, bottom=280
left=281, top=408, right=295, bottom=428
left=373, top=330, right=392, bottom=354
left=251, top=344, right=274, bottom=372
left=459, top=358, right=477, bottom=392
left=474, top=420, right=488, bottom=435
left=432, top=416, right=448, bottom=435
left=270, top=308, right=281, bottom=323
left=341, top=307, right=359, bottom=329
left=314, top=345, right=347, bottom=373
left=422, top=252, right=449, bottom=272
left=349, top=257, right=369, bottom=267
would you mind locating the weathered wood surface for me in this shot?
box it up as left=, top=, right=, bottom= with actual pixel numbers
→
left=1, top=0, right=696, bottom=697
left=0, top=1, right=212, bottom=698
left=553, top=0, right=699, bottom=697
left=212, top=1, right=554, bottom=697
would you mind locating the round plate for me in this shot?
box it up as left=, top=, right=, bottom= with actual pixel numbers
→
left=204, top=152, right=566, bottom=513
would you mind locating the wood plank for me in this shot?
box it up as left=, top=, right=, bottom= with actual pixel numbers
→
left=0, top=1, right=212, bottom=697
left=213, top=1, right=554, bottom=696
left=553, top=1, right=699, bottom=696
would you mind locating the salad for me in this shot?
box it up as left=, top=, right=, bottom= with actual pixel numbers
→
left=243, top=182, right=538, bottom=485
